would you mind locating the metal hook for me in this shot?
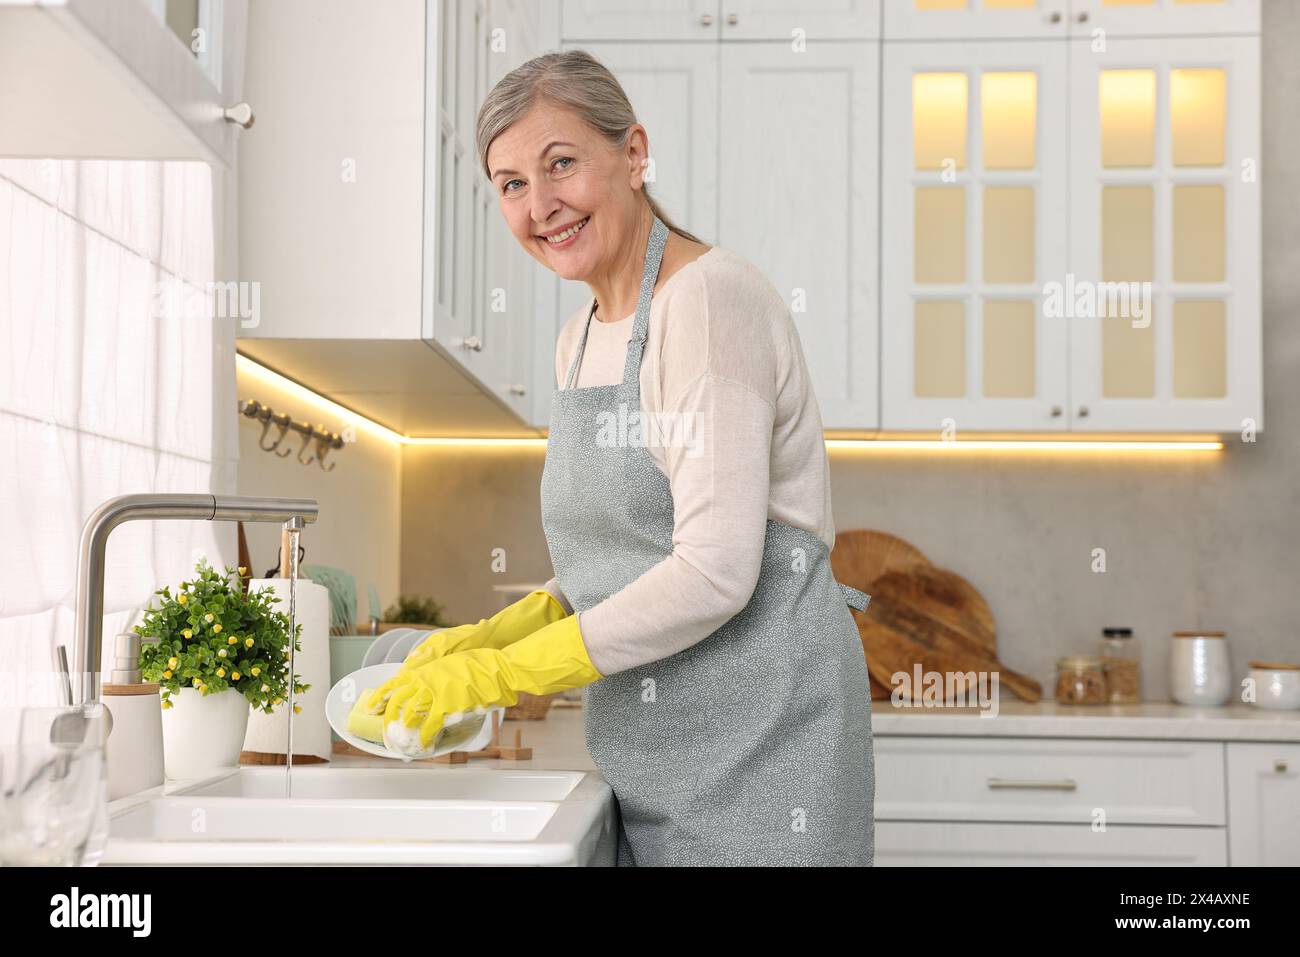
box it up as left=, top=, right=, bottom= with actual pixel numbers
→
left=315, top=434, right=337, bottom=472
left=296, top=428, right=316, bottom=466
left=272, top=415, right=294, bottom=457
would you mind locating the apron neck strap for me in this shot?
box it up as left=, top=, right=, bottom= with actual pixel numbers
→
left=561, top=216, right=669, bottom=392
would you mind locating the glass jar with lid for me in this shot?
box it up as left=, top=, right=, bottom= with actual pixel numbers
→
left=1055, top=656, right=1108, bottom=705
left=1099, top=627, right=1141, bottom=704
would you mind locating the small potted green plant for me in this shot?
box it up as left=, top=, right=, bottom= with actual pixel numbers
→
left=136, top=558, right=308, bottom=780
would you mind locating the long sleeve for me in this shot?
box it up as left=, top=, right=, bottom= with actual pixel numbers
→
left=549, top=250, right=791, bottom=677
left=540, top=576, right=573, bottom=614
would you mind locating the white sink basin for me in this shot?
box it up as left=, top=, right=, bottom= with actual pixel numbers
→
left=102, top=766, right=615, bottom=866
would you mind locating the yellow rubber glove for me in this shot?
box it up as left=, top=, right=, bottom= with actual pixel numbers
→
left=364, top=613, right=602, bottom=756
left=400, top=589, right=568, bottom=672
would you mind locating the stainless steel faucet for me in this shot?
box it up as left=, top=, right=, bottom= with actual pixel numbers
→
left=72, top=494, right=319, bottom=706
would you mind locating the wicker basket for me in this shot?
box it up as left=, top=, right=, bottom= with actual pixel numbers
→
left=505, top=691, right=554, bottom=720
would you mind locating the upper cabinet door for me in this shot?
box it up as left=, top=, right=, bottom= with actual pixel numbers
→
left=531, top=42, right=720, bottom=427
left=1068, top=0, right=1260, bottom=39
left=884, top=0, right=1070, bottom=40
left=559, top=0, right=721, bottom=40
left=881, top=42, right=1069, bottom=431
left=1067, top=36, right=1261, bottom=432
left=719, top=43, right=879, bottom=430
left=719, top=1, right=881, bottom=40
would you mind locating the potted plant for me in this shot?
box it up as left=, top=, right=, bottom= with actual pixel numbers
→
left=136, top=558, right=308, bottom=780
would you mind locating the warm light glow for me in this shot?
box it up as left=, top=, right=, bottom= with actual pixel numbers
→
left=1100, top=70, right=1156, bottom=168
left=237, top=356, right=1226, bottom=454
left=914, top=72, right=968, bottom=170
left=826, top=439, right=1223, bottom=452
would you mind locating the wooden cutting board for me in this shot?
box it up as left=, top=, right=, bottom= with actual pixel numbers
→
left=832, top=530, right=933, bottom=700
left=858, top=567, right=1041, bottom=703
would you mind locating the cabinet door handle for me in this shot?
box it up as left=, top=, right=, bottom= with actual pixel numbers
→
left=1077, top=406, right=1090, bottom=418
left=1050, top=405, right=1063, bottom=417
left=727, top=13, right=738, bottom=25
left=508, top=384, right=527, bottom=396
left=1077, top=11, right=1090, bottom=22
left=1048, top=11, right=1062, bottom=23
left=223, top=102, right=255, bottom=128
left=699, top=13, right=713, bottom=25
left=987, top=777, right=1078, bottom=791
left=451, top=336, right=483, bottom=351
left=1277, top=759, right=1289, bottom=773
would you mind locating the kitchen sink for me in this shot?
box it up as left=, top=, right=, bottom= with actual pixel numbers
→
left=101, top=766, right=615, bottom=866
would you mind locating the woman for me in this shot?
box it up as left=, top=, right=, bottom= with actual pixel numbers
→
left=365, top=50, right=874, bottom=867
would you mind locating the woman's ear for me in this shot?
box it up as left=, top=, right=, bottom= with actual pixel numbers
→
left=626, top=124, right=650, bottom=190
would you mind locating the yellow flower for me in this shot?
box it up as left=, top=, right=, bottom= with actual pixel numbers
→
left=293, top=704, right=302, bottom=714
left=161, top=699, right=173, bottom=710
left=238, top=566, right=247, bottom=575
left=244, top=638, right=254, bottom=648
left=182, top=629, right=192, bottom=639
left=273, top=698, right=283, bottom=707
left=216, top=667, right=225, bottom=677
left=177, top=594, right=188, bottom=605
left=213, top=623, right=222, bottom=634
left=261, top=684, right=270, bottom=693
left=204, top=613, right=214, bottom=623
left=227, top=635, right=237, bottom=644
left=251, top=667, right=261, bottom=676
left=192, top=678, right=202, bottom=688
left=163, top=670, right=172, bottom=679
left=218, top=649, right=227, bottom=658
left=167, top=656, right=178, bottom=670
left=231, top=671, right=241, bottom=681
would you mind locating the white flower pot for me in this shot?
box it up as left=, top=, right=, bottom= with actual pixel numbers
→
left=160, top=687, right=250, bottom=781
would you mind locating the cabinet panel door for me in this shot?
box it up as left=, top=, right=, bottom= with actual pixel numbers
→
left=559, top=0, right=720, bottom=40
left=721, top=0, right=881, bottom=40
left=883, top=0, right=1070, bottom=40
left=718, top=43, right=879, bottom=430
left=877, top=821, right=1228, bottom=866
left=1068, top=0, right=1260, bottom=38
left=881, top=42, right=1068, bottom=431
left=1067, top=37, right=1260, bottom=432
left=531, top=42, right=720, bottom=427
left=1227, top=743, right=1300, bottom=866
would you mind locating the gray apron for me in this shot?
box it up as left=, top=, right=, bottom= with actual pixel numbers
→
left=540, top=216, right=875, bottom=866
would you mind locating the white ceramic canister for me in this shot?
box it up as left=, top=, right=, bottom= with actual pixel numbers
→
left=1247, top=660, right=1300, bottom=710
left=1170, top=631, right=1232, bottom=706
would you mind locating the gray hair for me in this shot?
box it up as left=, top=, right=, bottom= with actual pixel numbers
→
left=475, top=48, right=705, bottom=244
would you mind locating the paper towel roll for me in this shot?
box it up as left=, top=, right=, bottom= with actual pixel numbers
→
left=242, top=578, right=332, bottom=761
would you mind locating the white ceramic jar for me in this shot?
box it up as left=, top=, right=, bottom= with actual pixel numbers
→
left=160, top=687, right=250, bottom=780
left=1170, top=631, right=1232, bottom=706
left=1247, top=660, right=1300, bottom=710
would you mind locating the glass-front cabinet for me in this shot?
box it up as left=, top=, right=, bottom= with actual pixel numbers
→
left=882, top=43, right=1070, bottom=431
left=1068, top=37, right=1260, bottom=432
left=884, top=0, right=1259, bottom=39
left=880, top=20, right=1259, bottom=433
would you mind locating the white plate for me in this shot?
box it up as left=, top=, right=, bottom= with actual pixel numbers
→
left=361, top=628, right=410, bottom=669
left=386, top=627, right=441, bottom=664
left=325, top=662, right=501, bottom=761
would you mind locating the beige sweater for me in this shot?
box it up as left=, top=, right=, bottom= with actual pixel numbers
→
left=542, top=246, right=836, bottom=676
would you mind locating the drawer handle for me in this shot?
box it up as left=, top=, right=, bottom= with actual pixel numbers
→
left=987, top=777, right=1078, bottom=791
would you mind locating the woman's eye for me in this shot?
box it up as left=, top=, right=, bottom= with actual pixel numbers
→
left=553, top=157, right=574, bottom=172
left=503, top=179, right=523, bottom=193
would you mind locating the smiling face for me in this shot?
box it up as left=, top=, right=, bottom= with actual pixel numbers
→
left=486, top=100, right=648, bottom=281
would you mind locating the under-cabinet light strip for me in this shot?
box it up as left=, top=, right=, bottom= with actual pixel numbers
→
left=236, top=355, right=1225, bottom=453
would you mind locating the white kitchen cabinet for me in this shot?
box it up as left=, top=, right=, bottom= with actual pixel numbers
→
left=1068, top=0, right=1260, bottom=39
left=877, top=821, right=1228, bottom=865
left=0, top=0, right=239, bottom=166
left=238, top=0, right=540, bottom=433
left=534, top=41, right=720, bottom=427
left=1067, top=36, right=1261, bottom=432
left=719, top=1, right=881, bottom=40
left=882, top=42, right=1070, bottom=431
left=884, top=0, right=1071, bottom=40
left=719, top=43, right=879, bottom=429
left=559, top=0, right=880, bottom=41
left=559, top=0, right=720, bottom=40
left=1227, top=742, right=1300, bottom=866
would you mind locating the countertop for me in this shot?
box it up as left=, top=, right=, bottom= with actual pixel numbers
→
left=869, top=699, right=1300, bottom=742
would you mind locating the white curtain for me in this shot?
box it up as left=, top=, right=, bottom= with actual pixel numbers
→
left=0, top=158, right=235, bottom=706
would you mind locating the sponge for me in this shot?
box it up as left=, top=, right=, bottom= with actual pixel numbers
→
left=346, top=690, right=386, bottom=743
